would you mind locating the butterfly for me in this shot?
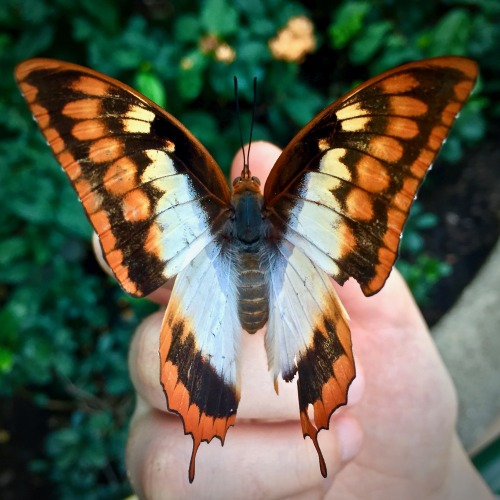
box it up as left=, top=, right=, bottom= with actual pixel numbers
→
left=15, top=56, right=477, bottom=482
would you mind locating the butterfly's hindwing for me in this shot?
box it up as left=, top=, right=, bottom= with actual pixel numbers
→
left=264, top=57, right=478, bottom=295
left=265, top=241, right=354, bottom=475
left=159, top=239, right=242, bottom=483
left=15, top=59, right=231, bottom=296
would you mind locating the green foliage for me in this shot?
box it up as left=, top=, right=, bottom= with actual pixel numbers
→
left=396, top=203, right=452, bottom=304
left=1, top=0, right=499, bottom=497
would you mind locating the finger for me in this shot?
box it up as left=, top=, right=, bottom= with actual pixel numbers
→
left=230, top=141, right=281, bottom=184
left=334, top=269, right=425, bottom=331
left=127, top=407, right=362, bottom=498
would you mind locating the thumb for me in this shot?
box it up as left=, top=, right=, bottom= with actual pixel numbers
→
left=230, top=141, right=282, bottom=184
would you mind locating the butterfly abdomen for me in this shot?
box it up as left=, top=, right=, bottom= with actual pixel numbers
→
left=232, top=180, right=269, bottom=333
left=237, top=249, right=269, bottom=334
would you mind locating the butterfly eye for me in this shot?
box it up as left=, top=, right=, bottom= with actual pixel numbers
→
left=232, top=176, right=241, bottom=186
left=251, top=176, right=261, bottom=186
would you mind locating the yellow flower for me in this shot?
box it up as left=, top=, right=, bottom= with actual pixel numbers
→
left=215, top=43, right=236, bottom=63
left=199, top=34, right=236, bottom=64
left=269, top=15, right=316, bottom=62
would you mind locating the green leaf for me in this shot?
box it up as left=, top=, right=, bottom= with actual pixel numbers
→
left=80, top=0, right=119, bottom=33
left=0, top=237, right=28, bottom=265
left=350, top=20, right=393, bottom=64
left=428, top=9, right=471, bottom=56
left=329, top=1, right=370, bottom=49
left=174, top=14, right=202, bottom=43
left=134, top=70, right=167, bottom=108
left=0, top=348, right=14, bottom=374
left=281, top=82, right=324, bottom=126
left=201, top=0, right=239, bottom=36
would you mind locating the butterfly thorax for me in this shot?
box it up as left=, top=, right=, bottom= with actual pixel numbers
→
left=232, top=176, right=269, bottom=334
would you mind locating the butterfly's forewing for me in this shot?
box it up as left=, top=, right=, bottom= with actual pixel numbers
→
left=15, top=59, right=242, bottom=483
left=264, top=56, right=478, bottom=296
left=15, top=58, right=231, bottom=297
left=263, top=56, right=477, bottom=474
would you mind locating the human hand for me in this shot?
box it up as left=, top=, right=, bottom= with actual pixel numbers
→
left=116, top=142, right=492, bottom=498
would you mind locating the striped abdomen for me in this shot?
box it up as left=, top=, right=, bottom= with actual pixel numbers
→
left=237, top=250, right=269, bottom=334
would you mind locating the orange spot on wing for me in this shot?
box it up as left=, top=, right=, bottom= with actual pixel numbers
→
left=365, top=271, right=387, bottom=295
left=62, top=98, right=102, bottom=119
left=338, top=222, right=356, bottom=257
left=74, top=179, right=92, bottom=199
left=89, top=210, right=111, bottom=234
left=19, top=82, right=38, bottom=103
left=410, top=148, right=435, bottom=177
left=106, top=247, right=124, bottom=269
left=50, top=136, right=66, bottom=155
left=122, top=189, right=151, bottom=222
left=334, top=354, right=355, bottom=392
left=377, top=247, right=395, bottom=274
left=355, top=156, right=391, bottom=193
left=392, top=189, right=413, bottom=212
left=454, top=80, right=475, bottom=101
left=318, top=138, right=330, bottom=151
left=89, top=138, right=124, bottom=163
left=165, top=140, right=176, bottom=153
left=82, top=190, right=103, bottom=214
left=346, top=188, right=373, bottom=221
left=386, top=117, right=419, bottom=139
left=100, top=229, right=117, bottom=254
left=71, top=119, right=107, bottom=141
left=428, top=125, right=449, bottom=151
left=31, top=104, right=50, bottom=128
left=44, top=127, right=66, bottom=155
left=389, top=95, right=428, bottom=116
left=145, top=223, right=163, bottom=258
left=103, top=157, right=137, bottom=196
left=58, top=151, right=80, bottom=179
left=401, top=177, right=419, bottom=198
left=335, top=314, right=353, bottom=358
left=441, top=101, right=461, bottom=126
left=387, top=206, right=406, bottom=232
left=320, top=379, right=343, bottom=421
left=379, top=73, right=419, bottom=93
left=71, top=76, right=110, bottom=96
left=107, top=257, right=139, bottom=296
left=368, top=136, right=403, bottom=163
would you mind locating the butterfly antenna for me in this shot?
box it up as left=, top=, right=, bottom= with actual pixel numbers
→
left=234, top=76, right=257, bottom=179
left=246, top=76, right=257, bottom=174
left=234, top=76, right=248, bottom=178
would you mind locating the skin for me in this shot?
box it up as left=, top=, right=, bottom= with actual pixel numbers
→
left=96, top=142, right=493, bottom=499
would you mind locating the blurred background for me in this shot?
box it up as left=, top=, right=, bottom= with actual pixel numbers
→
left=1, top=0, right=499, bottom=498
